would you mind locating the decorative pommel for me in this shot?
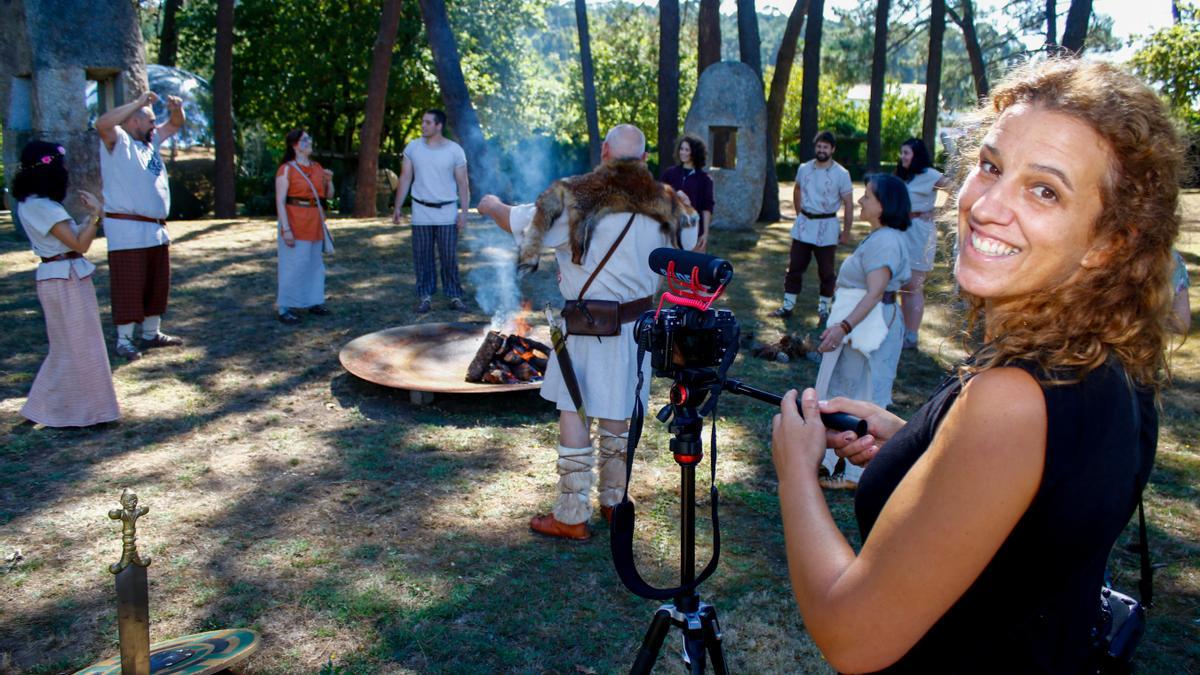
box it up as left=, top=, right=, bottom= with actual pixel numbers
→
left=107, top=488, right=151, bottom=574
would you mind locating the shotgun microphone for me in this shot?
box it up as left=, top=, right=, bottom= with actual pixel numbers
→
left=648, top=248, right=734, bottom=291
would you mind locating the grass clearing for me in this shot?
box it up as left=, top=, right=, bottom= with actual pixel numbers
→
left=0, top=188, right=1196, bottom=672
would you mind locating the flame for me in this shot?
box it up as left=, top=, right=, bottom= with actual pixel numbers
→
left=508, top=300, right=534, bottom=336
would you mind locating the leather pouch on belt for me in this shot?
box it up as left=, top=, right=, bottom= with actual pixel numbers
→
left=563, top=300, right=622, bottom=336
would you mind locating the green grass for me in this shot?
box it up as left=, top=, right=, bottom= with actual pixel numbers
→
left=0, top=193, right=1196, bottom=673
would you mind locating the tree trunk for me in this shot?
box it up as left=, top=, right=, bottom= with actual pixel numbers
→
left=865, top=0, right=890, bottom=172
left=658, top=0, right=681, bottom=172
left=947, top=1, right=988, bottom=101
left=353, top=0, right=403, bottom=217
left=576, top=0, right=602, bottom=167
left=737, top=0, right=762, bottom=75
left=157, top=0, right=182, bottom=67
left=418, top=0, right=509, bottom=198
left=213, top=0, right=236, bottom=218
left=797, top=0, right=825, bottom=163
left=1046, top=0, right=1058, bottom=48
left=921, top=0, right=944, bottom=158
left=762, top=0, right=808, bottom=222
left=698, top=0, right=721, bottom=78
left=1061, top=0, right=1092, bottom=53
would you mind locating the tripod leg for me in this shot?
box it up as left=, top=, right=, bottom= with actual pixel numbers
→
left=630, top=608, right=674, bottom=675
left=684, top=626, right=708, bottom=675
left=701, top=606, right=729, bottom=675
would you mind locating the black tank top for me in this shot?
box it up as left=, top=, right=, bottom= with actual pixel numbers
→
left=855, top=359, right=1157, bottom=674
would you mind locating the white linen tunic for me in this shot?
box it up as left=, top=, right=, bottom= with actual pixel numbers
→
left=791, top=160, right=853, bottom=247
left=903, top=168, right=944, bottom=272
left=99, top=127, right=171, bottom=251
left=509, top=204, right=697, bottom=420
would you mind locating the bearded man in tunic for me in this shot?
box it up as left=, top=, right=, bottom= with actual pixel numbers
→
left=479, top=124, right=699, bottom=541
left=96, top=91, right=186, bottom=361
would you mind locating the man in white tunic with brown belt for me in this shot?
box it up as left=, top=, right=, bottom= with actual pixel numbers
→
left=480, top=124, right=698, bottom=540
left=96, top=91, right=186, bottom=361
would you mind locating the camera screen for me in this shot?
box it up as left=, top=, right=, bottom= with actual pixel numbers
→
left=670, top=329, right=719, bottom=368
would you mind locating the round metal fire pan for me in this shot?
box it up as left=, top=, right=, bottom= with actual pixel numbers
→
left=339, top=322, right=552, bottom=394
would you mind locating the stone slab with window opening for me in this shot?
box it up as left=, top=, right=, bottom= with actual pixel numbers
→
left=683, top=62, right=766, bottom=230
left=0, top=0, right=147, bottom=225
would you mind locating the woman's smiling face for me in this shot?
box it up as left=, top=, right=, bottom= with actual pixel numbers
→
left=955, top=104, right=1112, bottom=308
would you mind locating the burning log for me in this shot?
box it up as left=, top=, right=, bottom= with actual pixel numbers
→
left=466, top=330, right=506, bottom=382
left=465, top=331, right=550, bottom=384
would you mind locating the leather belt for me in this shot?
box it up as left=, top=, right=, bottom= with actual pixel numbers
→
left=40, top=251, right=83, bottom=263
left=412, top=196, right=457, bottom=208
left=881, top=291, right=897, bottom=305
left=105, top=212, right=167, bottom=226
left=801, top=209, right=839, bottom=219
left=909, top=210, right=934, bottom=220
left=286, top=197, right=329, bottom=208
left=619, top=297, right=654, bottom=323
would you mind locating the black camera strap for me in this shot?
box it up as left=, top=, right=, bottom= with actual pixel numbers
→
left=611, top=338, right=722, bottom=600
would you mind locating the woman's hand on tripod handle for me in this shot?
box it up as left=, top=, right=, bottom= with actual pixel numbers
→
left=772, top=389, right=828, bottom=479
left=820, top=397, right=907, bottom=468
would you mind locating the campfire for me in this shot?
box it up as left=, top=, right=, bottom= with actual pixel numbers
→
left=465, top=307, right=551, bottom=384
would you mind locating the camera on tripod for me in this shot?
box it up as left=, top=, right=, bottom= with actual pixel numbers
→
left=610, top=249, right=866, bottom=675
left=636, top=307, right=738, bottom=373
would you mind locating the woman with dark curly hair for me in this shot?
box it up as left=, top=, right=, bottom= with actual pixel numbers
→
left=771, top=59, right=1180, bottom=673
left=14, top=141, right=120, bottom=427
left=660, top=134, right=715, bottom=251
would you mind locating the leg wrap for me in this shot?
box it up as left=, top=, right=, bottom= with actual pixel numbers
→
left=596, top=429, right=629, bottom=508
left=552, top=444, right=595, bottom=525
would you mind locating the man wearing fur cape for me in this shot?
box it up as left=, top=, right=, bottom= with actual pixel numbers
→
left=480, top=125, right=698, bottom=541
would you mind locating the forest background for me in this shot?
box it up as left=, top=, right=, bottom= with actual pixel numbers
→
left=100, top=0, right=1200, bottom=222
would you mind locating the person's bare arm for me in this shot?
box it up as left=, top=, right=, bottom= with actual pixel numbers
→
left=156, top=96, right=186, bottom=143
left=455, top=163, right=470, bottom=230
left=817, top=266, right=890, bottom=352
left=96, top=91, right=156, bottom=152
left=392, top=157, right=413, bottom=224
left=275, top=173, right=294, bottom=248
left=792, top=182, right=802, bottom=218
left=693, top=211, right=712, bottom=252
left=772, top=369, right=1045, bottom=673
left=47, top=191, right=103, bottom=253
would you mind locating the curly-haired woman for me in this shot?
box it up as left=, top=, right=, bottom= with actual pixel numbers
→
left=661, top=134, right=715, bottom=252
left=14, top=141, right=120, bottom=427
left=771, top=59, right=1180, bottom=672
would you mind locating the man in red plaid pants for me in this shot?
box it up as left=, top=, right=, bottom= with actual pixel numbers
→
left=96, top=90, right=186, bottom=361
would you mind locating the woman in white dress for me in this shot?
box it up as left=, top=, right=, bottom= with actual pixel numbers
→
left=14, top=140, right=120, bottom=427
left=895, top=138, right=950, bottom=350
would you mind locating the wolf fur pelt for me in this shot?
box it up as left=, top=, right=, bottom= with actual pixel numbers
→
left=518, top=159, right=698, bottom=275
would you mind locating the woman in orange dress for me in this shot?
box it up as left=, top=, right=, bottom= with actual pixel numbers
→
left=274, top=128, right=334, bottom=324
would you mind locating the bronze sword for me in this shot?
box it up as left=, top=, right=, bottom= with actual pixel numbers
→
left=108, top=489, right=152, bottom=675
left=545, top=306, right=587, bottom=423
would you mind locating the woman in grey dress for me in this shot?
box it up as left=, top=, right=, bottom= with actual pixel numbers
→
left=815, top=174, right=911, bottom=487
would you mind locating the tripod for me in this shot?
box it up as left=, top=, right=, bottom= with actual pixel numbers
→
left=628, top=380, right=728, bottom=675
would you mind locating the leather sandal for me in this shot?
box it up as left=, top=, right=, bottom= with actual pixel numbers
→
left=601, top=505, right=614, bottom=524
left=529, top=514, right=591, bottom=541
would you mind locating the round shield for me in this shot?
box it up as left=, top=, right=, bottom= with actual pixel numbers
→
left=75, top=628, right=259, bottom=675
